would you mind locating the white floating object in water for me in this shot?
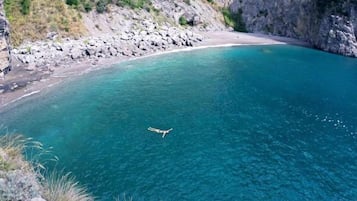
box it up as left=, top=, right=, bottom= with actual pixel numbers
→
left=148, top=127, right=173, bottom=138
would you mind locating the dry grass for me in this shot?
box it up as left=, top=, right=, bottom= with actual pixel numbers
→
left=0, top=132, right=93, bottom=201
left=4, top=0, right=87, bottom=46
left=0, top=134, right=31, bottom=171
left=43, top=171, right=94, bottom=201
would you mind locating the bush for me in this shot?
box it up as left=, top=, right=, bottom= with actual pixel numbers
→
left=96, top=0, right=108, bottom=13
left=21, top=0, right=31, bottom=15
left=179, top=16, right=188, bottom=26
left=116, top=0, right=147, bottom=9
left=183, top=0, right=190, bottom=5
left=83, top=2, right=93, bottom=12
left=66, top=0, right=79, bottom=6
left=222, top=8, right=247, bottom=32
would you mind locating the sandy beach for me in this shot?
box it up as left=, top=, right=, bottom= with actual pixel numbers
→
left=0, top=31, right=309, bottom=111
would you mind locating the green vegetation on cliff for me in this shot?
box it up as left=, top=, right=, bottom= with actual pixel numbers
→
left=4, top=0, right=86, bottom=46
left=20, top=0, right=30, bottom=15
left=222, top=7, right=247, bottom=32
left=65, top=0, right=151, bottom=13
left=4, top=0, right=154, bottom=45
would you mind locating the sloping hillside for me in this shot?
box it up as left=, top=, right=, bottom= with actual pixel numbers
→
left=4, top=0, right=86, bottom=46
left=4, top=0, right=231, bottom=46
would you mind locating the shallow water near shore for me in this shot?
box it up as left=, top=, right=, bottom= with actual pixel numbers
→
left=1, top=45, right=357, bottom=200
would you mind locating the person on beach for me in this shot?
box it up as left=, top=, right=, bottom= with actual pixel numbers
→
left=148, top=127, right=173, bottom=138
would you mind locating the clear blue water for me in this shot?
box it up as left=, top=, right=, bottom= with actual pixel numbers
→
left=1, top=45, right=357, bottom=201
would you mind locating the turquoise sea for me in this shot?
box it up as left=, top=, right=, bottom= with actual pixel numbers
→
left=1, top=45, right=357, bottom=201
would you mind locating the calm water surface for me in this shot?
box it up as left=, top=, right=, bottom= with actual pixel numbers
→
left=1, top=45, right=357, bottom=201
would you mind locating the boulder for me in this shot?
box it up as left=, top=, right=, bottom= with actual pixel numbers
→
left=70, top=48, right=83, bottom=60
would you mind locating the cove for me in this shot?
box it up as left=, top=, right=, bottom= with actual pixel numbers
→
left=1, top=45, right=357, bottom=201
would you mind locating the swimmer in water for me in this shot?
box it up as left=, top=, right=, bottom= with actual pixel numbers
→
left=148, top=127, right=173, bottom=138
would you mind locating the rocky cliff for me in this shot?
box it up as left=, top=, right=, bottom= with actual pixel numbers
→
left=230, top=0, right=357, bottom=57
left=0, top=0, right=11, bottom=76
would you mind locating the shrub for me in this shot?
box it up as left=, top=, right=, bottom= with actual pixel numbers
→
left=115, top=0, right=150, bottom=9
left=21, top=0, right=31, bottom=15
left=179, top=16, right=188, bottom=26
left=222, top=8, right=247, bottom=32
left=183, top=0, right=190, bottom=5
left=96, top=0, right=108, bottom=13
left=66, top=0, right=79, bottom=6
left=83, top=2, right=93, bottom=12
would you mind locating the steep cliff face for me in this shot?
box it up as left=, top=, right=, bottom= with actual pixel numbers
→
left=230, top=0, right=357, bottom=57
left=316, top=14, right=357, bottom=57
left=0, top=0, right=11, bottom=76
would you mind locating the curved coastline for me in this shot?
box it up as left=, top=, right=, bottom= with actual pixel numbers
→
left=0, top=31, right=308, bottom=111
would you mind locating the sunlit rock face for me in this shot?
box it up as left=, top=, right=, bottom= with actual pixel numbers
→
left=230, top=0, right=357, bottom=57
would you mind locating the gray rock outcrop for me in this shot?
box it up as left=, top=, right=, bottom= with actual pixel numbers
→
left=230, top=0, right=357, bottom=57
left=150, top=0, right=228, bottom=31
left=0, top=0, right=12, bottom=76
left=0, top=148, right=46, bottom=201
left=316, top=15, right=357, bottom=57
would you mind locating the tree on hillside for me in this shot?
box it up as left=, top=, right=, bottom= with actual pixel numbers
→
left=21, top=0, right=30, bottom=15
left=66, top=0, right=79, bottom=6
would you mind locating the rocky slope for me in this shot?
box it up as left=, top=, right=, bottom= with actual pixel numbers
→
left=0, top=0, right=229, bottom=93
left=13, top=1, right=229, bottom=70
left=230, top=0, right=357, bottom=57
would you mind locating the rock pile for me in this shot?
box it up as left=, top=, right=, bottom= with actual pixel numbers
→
left=13, top=26, right=203, bottom=71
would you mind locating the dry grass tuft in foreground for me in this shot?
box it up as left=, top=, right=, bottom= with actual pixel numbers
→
left=43, top=171, right=94, bottom=201
left=4, top=0, right=87, bottom=46
left=0, top=133, right=93, bottom=201
left=0, top=134, right=31, bottom=171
